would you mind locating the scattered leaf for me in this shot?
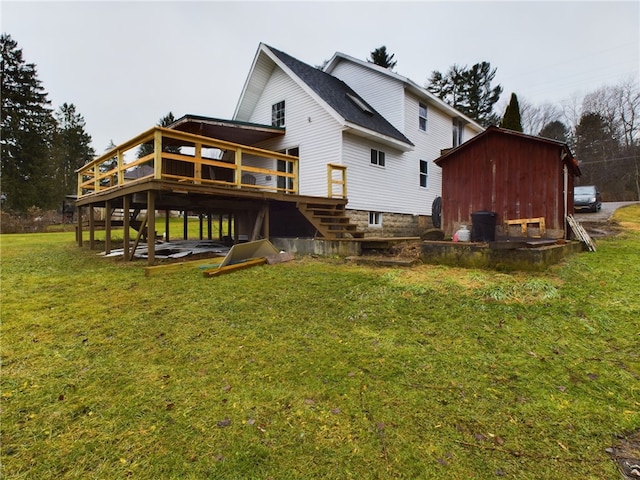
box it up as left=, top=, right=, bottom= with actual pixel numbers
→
left=217, top=418, right=231, bottom=427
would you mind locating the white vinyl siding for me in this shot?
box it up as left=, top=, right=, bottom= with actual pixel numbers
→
left=247, top=67, right=343, bottom=197
left=343, top=134, right=416, bottom=214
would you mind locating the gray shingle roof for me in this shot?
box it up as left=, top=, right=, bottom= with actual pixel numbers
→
left=267, top=45, right=413, bottom=147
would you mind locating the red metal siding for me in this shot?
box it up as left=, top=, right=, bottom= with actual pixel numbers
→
left=440, top=131, right=574, bottom=237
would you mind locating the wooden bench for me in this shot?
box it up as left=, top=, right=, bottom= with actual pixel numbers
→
left=504, top=217, right=546, bottom=237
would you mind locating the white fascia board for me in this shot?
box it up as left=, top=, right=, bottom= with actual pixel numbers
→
left=232, top=44, right=266, bottom=120
left=343, top=122, right=414, bottom=152
left=324, top=51, right=405, bottom=81
left=325, top=51, right=484, bottom=134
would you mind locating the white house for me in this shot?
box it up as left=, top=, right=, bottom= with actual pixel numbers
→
left=233, top=43, right=483, bottom=236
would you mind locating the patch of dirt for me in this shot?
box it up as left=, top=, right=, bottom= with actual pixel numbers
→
left=607, top=429, right=640, bottom=479
left=580, top=220, right=625, bottom=238
left=389, top=241, right=423, bottom=260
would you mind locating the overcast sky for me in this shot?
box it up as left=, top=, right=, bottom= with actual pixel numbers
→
left=3, top=1, right=639, bottom=154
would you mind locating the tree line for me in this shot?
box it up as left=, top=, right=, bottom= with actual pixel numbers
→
left=1, top=34, right=95, bottom=213
left=1, top=38, right=638, bottom=215
left=370, top=46, right=640, bottom=201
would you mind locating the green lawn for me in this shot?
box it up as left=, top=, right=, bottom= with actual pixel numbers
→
left=1, top=206, right=639, bottom=479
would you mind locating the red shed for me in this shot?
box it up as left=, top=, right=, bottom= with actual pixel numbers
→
left=434, top=126, right=581, bottom=239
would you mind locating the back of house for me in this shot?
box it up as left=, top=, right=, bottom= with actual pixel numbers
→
left=234, top=43, right=483, bottom=236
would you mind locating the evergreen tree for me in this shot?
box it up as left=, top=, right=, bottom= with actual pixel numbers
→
left=427, top=62, right=502, bottom=127
left=136, top=112, right=179, bottom=158
left=539, top=120, right=569, bottom=142
left=500, top=93, right=523, bottom=132
left=427, top=65, right=467, bottom=111
left=368, top=46, right=397, bottom=70
left=1, top=34, right=56, bottom=211
left=575, top=112, right=619, bottom=189
left=52, top=103, right=95, bottom=200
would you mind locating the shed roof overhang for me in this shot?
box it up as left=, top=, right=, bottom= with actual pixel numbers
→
left=169, top=114, right=285, bottom=146
left=434, top=126, right=581, bottom=176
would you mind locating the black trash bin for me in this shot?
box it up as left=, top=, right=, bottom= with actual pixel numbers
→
left=471, top=211, right=497, bottom=242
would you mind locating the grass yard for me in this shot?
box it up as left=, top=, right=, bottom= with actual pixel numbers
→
left=1, top=205, right=639, bottom=479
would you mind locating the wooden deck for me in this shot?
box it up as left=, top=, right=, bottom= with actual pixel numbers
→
left=75, top=125, right=362, bottom=264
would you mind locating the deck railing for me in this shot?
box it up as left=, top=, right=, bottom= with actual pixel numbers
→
left=77, top=127, right=299, bottom=199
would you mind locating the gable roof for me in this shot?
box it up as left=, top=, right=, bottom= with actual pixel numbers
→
left=324, top=52, right=484, bottom=134
left=234, top=44, right=414, bottom=151
left=434, top=126, right=581, bottom=176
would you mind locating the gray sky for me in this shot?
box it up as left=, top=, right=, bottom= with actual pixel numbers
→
left=3, top=1, right=639, bottom=155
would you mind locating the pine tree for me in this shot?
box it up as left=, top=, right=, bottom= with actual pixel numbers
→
left=427, top=62, right=502, bottom=127
left=368, top=46, right=397, bottom=70
left=539, top=120, right=569, bottom=142
left=1, top=34, right=56, bottom=211
left=52, top=103, right=95, bottom=200
left=136, top=112, right=179, bottom=158
left=500, top=93, right=523, bottom=132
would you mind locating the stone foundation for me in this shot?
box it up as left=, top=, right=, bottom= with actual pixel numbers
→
left=347, top=210, right=432, bottom=237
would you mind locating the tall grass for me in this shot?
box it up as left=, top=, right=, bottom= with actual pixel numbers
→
left=1, top=205, right=638, bottom=479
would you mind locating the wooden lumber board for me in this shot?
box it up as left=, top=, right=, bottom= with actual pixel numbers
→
left=144, top=257, right=223, bottom=277
left=202, top=258, right=266, bottom=278
left=567, top=215, right=596, bottom=252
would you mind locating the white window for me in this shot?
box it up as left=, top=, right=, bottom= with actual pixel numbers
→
left=419, top=103, right=428, bottom=131
left=277, top=146, right=298, bottom=192
left=453, top=118, right=464, bottom=147
left=368, top=211, right=382, bottom=227
left=370, top=149, right=385, bottom=167
left=419, top=160, right=428, bottom=187
left=272, top=101, right=285, bottom=127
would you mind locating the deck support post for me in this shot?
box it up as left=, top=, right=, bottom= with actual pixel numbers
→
left=183, top=211, right=188, bottom=240
left=147, top=190, right=156, bottom=266
left=88, top=205, right=95, bottom=250
left=123, top=195, right=130, bottom=261
left=77, top=206, right=83, bottom=246
left=219, top=214, right=223, bottom=240
left=105, top=200, right=112, bottom=254
left=233, top=214, right=239, bottom=244
left=165, top=210, right=170, bottom=241
left=263, top=203, right=270, bottom=240
left=207, top=212, right=212, bottom=240
left=199, top=213, right=204, bottom=240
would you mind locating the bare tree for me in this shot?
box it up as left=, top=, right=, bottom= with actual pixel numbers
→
left=519, top=97, right=563, bottom=136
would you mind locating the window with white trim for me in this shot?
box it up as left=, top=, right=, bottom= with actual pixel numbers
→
left=368, top=211, right=382, bottom=227
left=419, top=160, right=428, bottom=187
left=370, top=149, right=385, bottom=167
left=419, top=103, right=428, bottom=131
left=272, top=101, right=285, bottom=127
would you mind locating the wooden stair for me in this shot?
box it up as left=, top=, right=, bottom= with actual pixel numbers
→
left=297, top=202, right=364, bottom=239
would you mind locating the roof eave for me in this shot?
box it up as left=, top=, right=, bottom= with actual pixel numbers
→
left=344, top=122, right=414, bottom=152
